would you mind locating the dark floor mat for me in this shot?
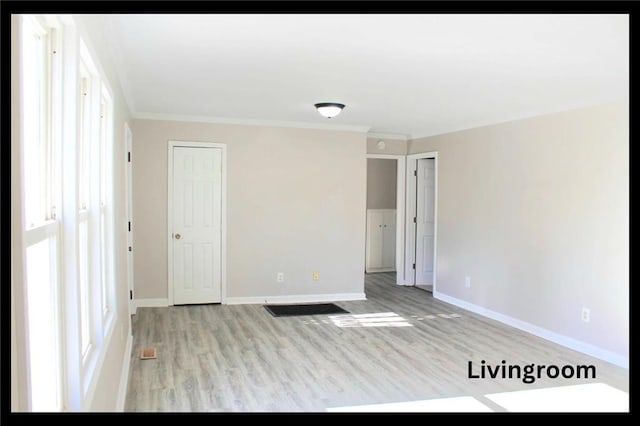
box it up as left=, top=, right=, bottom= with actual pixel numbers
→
left=264, top=303, right=349, bottom=317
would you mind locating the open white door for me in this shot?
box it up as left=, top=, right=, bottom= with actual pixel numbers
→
left=170, top=145, right=223, bottom=305
left=415, top=158, right=435, bottom=286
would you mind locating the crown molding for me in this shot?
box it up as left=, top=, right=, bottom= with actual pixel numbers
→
left=132, top=112, right=371, bottom=133
left=366, top=132, right=408, bottom=141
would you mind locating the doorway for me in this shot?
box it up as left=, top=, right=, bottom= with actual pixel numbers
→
left=406, top=152, right=438, bottom=293
left=167, top=141, right=227, bottom=305
left=365, top=154, right=406, bottom=284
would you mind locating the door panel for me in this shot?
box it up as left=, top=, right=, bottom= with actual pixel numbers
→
left=366, top=209, right=396, bottom=272
left=415, top=158, right=435, bottom=285
left=173, top=146, right=222, bottom=304
left=366, top=210, right=384, bottom=270
left=382, top=210, right=396, bottom=269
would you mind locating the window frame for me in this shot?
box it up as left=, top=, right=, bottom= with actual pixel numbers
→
left=98, top=85, right=115, bottom=329
left=19, top=14, right=65, bottom=412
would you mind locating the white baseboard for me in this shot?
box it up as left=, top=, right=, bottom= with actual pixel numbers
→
left=134, top=298, right=169, bottom=308
left=434, top=291, right=628, bottom=369
left=225, top=292, right=366, bottom=305
left=366, top=268, right=396, bottom=273
left=135, top=294, right=367, bottom=307
left=116, top=333, right=133, bottom=412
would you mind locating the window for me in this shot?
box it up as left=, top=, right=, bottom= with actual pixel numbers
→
left=22, top=16, right=54, bottom=229
left=77, top=57, right=93, bottom=360
left=18, top=15, right=119, bottom=412
left=99, top=87, right=114, bottom=324
left=20, top=15, right=63, bottom=412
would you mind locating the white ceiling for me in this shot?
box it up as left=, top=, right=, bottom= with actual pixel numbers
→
left=100, top=14, right=628, bottom=139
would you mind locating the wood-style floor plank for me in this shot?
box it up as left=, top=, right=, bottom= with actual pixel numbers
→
left=125, top=273, right=628, bottom=412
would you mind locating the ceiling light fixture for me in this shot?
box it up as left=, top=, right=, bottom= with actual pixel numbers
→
left=314, top=102, right=345, bottom=119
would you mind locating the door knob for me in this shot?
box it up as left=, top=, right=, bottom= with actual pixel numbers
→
left=175, top=233, right=181, bottom=240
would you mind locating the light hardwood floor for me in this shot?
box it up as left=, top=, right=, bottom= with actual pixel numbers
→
left=125, top=273, right=628, bottom=412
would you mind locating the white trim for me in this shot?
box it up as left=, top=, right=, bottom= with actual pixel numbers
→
left=366, top=154, right=403, bottom=160
left=367, top=132, right=408, bottom=141
left=133, top=112, right=370, bottom=133
left=434, top=291, right=629, bottom=369
left=82, top=318, right=116, bottom=410
left=167, top=140, right=227, bottom=306
left=134, top=298, right=170, bottom=309
left=225, top=293, right=367, bottom=306
left=24, top=220, right=58, bottom=246
left=99, top=80, right=116, bottom=337
left=124, top=122, right=135, bottom=316
left=167, top=145, right=174, bottom=306
left=116, top=332, right=132, bottom=412
left=405, top=152, right=438, bottom=289
left=366, top=154, right=406, bottom=285
left=11, top=242, right=18, bottom=411
left=59, top=20, right=83, bottom=411
left=408, top=131, right=441, bottom=141
left=407, top=152, right=439, bottom=160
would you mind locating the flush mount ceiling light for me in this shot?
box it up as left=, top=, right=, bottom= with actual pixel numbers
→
left=314, top=102, right=345, bottom=119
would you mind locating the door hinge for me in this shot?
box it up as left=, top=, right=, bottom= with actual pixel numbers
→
left=414, top=170, right=417, bottom=176
left=413, top=217, right=417, bottom=223
left=128, top=152, right=131, bottom=162
left=129, top=290, right=133, bottom=300
left=128, top=246, right=132, bottom=252
left=412, top=263, right=416, bottom=269
left=128, top=221, right=131, bottom=232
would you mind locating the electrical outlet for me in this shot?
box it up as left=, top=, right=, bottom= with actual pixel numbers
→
left=465, top=276, right=471, bottom=288
left=313, top=272, right=320, bottom=281
left=582, top=307, right=590, bottom=323
left=277, top=272, right=284, bottom=282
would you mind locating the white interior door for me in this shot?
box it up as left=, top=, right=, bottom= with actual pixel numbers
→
left=172, top=146, right=222, bottom=304
left=125, top=123, right=135, bottom=315
left=415, top=158, right=435, bottom=285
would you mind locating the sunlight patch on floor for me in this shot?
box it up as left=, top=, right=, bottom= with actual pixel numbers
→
left=485, top=383, right=628, bottom=412
left=328, top=312, right=413, bottom=328
left=302, top=312, right=463, bottom=327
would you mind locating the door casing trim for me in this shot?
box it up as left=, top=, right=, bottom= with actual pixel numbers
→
left=406, top=152, right=438, bottom=290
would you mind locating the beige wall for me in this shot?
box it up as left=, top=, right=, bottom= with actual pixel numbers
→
left=367, top=137, right=407, bottom=155
left=367, top=159, right=397, bottom=209
left=409, top=100, right=629, bottom=360
left=132, top=120, right=367, bottom=300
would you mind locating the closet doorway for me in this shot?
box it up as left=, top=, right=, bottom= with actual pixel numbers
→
left=365, top=155, right=406, bottom=284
